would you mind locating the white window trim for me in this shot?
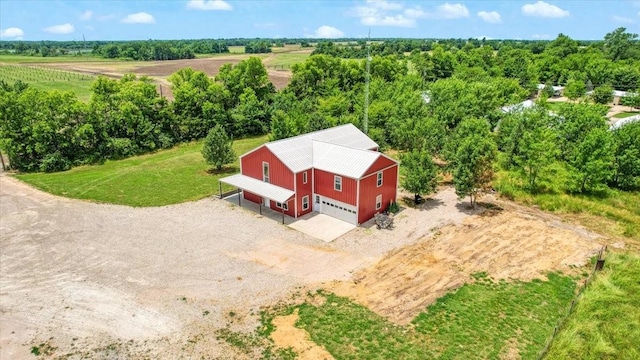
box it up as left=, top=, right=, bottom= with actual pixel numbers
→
left=377, top=171, right=383, bottom=187
left=276, top=201, right=288, bottom=210
left=303, top=171, right=308, bottom=184
left=262, top=161, right=269, bottom=183
left=376, top=194, right=382, bottom=210
left=302, top=195, right=309, bottom=210
left=334, top=175, right=342, bottom=192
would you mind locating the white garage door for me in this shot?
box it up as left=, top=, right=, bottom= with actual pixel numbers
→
left=318, top=196, right=357, bottom=224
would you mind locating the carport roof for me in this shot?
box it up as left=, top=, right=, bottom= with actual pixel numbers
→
left=219, top=174, right=295, bottom=203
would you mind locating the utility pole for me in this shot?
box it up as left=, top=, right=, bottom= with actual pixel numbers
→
left=364, top=29, right=371, bottom=135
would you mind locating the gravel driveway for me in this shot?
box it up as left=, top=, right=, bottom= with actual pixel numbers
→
left=0, top=174, right=473, bottom=358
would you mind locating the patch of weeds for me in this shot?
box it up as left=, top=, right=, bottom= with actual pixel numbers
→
left=30, top=340, right=57, bottom=357
left=228, top=310, right=236, bottom=317
left=215, top=327, right=262, bottom=354
left=203, top=310, right=210, bottom=317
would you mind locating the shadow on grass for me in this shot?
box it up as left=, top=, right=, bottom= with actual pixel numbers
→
left=206, top=166, right=239, bottom=175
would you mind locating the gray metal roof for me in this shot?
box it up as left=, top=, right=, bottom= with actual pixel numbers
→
left=312, top=141, right=380, bottom=179
left=265, top=124, right=379, bottom=174
left=219, top=174, right=295, bottom=203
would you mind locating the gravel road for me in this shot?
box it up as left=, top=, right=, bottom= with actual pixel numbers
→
left=0, top=174, right=472, bottom=358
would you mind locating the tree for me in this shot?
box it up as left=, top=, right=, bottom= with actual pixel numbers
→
left=503, top=109, right=558, bottom=191
left=564, top=78, right=586, bottom=101
left=611, top=121, right=640, bottom=190
left=202, top=125, right=235, bottom=171
left=592, top=84, right=614, bottom=104
left=620, top=90, right=640, bottom=110
left=604, top=27, right=639, bottom=61
left=451, top=118, right=497, bottom=208
left=568, top=128, right=614, bottom=193
left=400, top=147, right=439, bottom=199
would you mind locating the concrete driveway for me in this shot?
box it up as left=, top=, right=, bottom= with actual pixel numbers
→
left=289, top=213, right=356, bottom=242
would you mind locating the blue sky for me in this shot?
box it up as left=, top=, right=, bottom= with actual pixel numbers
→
left=1, top=1, right=639, bottom=41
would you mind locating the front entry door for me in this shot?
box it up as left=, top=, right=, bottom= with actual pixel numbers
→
left=313, top=195, right=320, bottom=212
left=263, top=197, right=270, bottom=209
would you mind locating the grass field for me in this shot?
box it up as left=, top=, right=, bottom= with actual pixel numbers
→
left=613, top=111, right=640, bottom=118
left=545, top=252, right=640, bottom=360
left=0, top=65, right=95, bottom=101
left=263, top=273, right=576, bottom=359
left=15, top=135, right=268, bottom=207
left=0, top=54, right=114, bottom=64
left=494, top=166, right=640, bottom=245
left=264, top=53, right=311, bottom=69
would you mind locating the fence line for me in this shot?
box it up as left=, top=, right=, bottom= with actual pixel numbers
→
left=536, top=244, right=607, bottom=359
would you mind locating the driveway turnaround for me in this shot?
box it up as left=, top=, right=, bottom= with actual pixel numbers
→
left=0, top=174, right=473, bottom=358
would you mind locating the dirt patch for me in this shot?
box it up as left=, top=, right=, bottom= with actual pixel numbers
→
left=328, top=200, right=603, bottom=324
left=44, top=56, right=292, bottom=91
left=271, top=309, right=334, bottom=360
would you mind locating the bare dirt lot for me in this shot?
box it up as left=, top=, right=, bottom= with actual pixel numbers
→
left=0, top=175, right=603, bottom=359
left=1, top=176, right=471, bottom=359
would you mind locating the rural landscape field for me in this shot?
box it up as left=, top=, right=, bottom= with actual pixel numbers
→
left=2, top=1, right=640, bottom=359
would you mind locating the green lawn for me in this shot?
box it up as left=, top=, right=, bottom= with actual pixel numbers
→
left=272, top=273, right=575, bottom=359
left=15, top=135, right=268, bottom=207
left=545, top=252, right=640, bottom=360
left=613, top=111, right=640, bottom=119
left=0, top=65, right=95, bottom=101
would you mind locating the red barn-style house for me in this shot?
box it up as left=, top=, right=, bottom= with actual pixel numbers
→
left=220, top=124, right=399, bottom=225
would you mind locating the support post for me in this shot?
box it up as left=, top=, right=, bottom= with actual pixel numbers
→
left=259, top=199, right=262, bottom=215
left=281, top=207, right=285, bottom=224
left=238, top=189, right=241, bottom=206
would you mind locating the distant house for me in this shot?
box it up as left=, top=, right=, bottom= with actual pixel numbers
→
left=586, top=89, right=637, bottom=106
left=537, top=84, right=565, bottom=97
left=220, top=124, right=399, bottom=225
left=500, top=99, right=536, bottom=113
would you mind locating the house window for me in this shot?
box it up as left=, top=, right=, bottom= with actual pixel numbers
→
left=376, top=194, right=382, bottom=210
left=377, top=172, right=383, bottom=187
left=262, top=162, right=269, bottom=183
left=334, top=175, right=342, bottom=191
left=276, top=201, right=288, bottom=210
left=303, top=171, right=308, bottom=184
left=302, top=196, right=309, bottom=210
left=316, top=195, right=320, bottom=204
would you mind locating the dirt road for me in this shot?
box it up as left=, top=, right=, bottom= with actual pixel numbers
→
left=0, top=176, right=473, bottom=358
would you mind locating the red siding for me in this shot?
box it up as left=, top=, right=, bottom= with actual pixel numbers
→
left=358, top=163, right=398, bottom=224
left=270, top=199, right=294, bottom=217
left=314, top=169, right=357, bottom=206
left=295, top=170, right=313, bottom=217
left=244, top=191, right=262, bottom=204
left=241, top=146, right=294, bottom=190
left=363, top=155, right=397, bottom=176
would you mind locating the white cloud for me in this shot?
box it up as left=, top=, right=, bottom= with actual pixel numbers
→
left=477, top=10, right=502, bottom=23
left=532, top=34, right=550, bottom=39
left=80, top=10, right=93, bottom=21
left=433, top=3, right=469, bottom=19
left=365, top=0, right=403, bottom=11
left=362, top=14, right=415, bottom=27
left=44, top=23, right=75, bottom=34
left=522, top=1, right=569, bottom=18
left=612, top=15, right=636, bottom=24
left=352, top=1, right=468, bottom=27
left=186, top=0, right=232, bottom=11
left=0, top=27, right=24, bottom=39
left=312, top=25, right=345, bottom=38
left=121, top=12, right=156, bottom=24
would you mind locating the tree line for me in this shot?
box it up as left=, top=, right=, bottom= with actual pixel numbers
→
left=0, top=57, right=273, bottom=172
left=1, top=28, right=638, bottom=198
